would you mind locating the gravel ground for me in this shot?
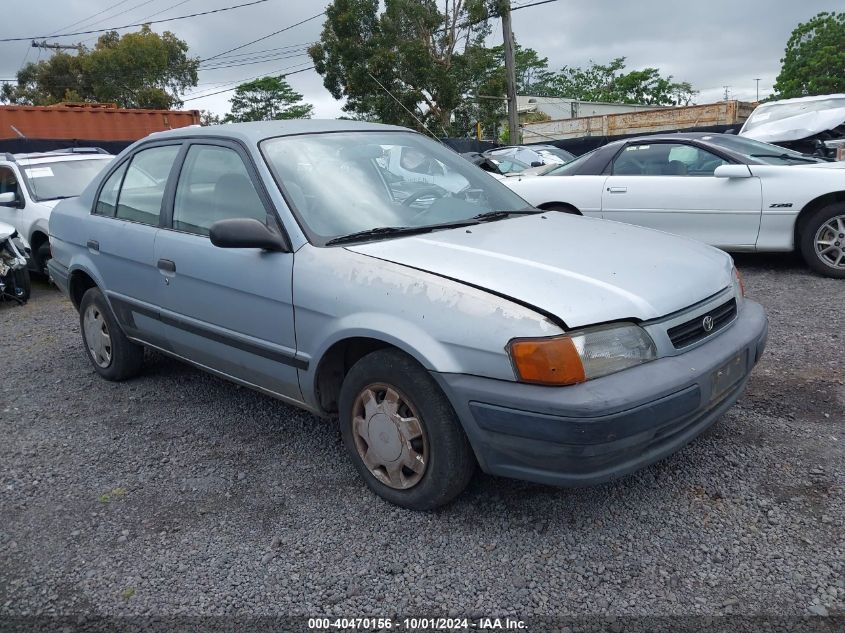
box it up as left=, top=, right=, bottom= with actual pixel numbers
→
left=1, top=252, right=843, bottom=626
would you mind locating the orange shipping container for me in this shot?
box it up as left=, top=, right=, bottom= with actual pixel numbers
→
left=0, top=103, right=200, bottom=141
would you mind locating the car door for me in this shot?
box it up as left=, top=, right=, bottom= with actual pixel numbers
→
left=601, top=141, right=762, bottom=248
left=87, top=143, right=182, bottom=347
left=154, top=140, right=301, bottom=401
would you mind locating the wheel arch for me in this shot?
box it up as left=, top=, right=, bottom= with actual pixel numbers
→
left=794, top=191, right=845, bottom=246
left=67, top=267, right=100, bottom=311
left=309, top=326, right=457, bottom=417
left=536, top=201, right=582, bottom=215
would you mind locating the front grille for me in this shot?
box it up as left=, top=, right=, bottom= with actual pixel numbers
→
left=667, top=298, right=737, bottom=349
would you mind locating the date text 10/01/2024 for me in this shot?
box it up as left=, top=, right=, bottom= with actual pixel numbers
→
left=307, top=617, right=527, bottom=630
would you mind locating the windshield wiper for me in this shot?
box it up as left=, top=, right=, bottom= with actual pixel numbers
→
left=749, top=153, right=820, bottom=163
left=325, top=220, right=478, bottom=246
left=472, top=208, right=543, bottom=222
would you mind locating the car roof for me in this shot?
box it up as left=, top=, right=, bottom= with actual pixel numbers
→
left=602, top=132, right=729, bottom=148
left=147, top=119, right=410, bottom=144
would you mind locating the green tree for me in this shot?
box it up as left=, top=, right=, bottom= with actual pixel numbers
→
left=309, top=0, right=499, bottom=135
left=1, top=26, right=198, bottom=109
left=774, top=11, right=845, bottom=98
left=199, top=110, right=223, bottom=126
left=223, top=76, right=314, bottom=122
left=538, top=57, right=697, bottom=106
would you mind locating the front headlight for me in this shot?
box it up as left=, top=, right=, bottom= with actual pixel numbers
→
left=508, top=323, right=657, bottom=386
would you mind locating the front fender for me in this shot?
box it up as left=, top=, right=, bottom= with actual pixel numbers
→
left=293, top=245, right=563, bottom=409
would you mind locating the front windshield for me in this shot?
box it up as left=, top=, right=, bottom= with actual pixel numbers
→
left=261, top=131, right=531, bottom=244
left=743, top=97, right=845, bottom=132
left=702, top=134, right=825, bottom=164
left=22, top=158, right=112, bottom=200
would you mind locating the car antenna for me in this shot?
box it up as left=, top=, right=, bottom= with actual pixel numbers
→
left=366, top=72, right=447, bottom=143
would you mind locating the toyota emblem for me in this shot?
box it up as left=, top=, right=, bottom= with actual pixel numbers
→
left=702, top=315, right=714, bottom=332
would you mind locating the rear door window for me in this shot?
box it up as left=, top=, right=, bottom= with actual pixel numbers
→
left=115, top=145, right=180, bottom=226
left=94, top=162, right=128, bottom=216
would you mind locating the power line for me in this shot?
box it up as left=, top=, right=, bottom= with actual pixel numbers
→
left=139, top=0, right=195, bottom=22
left=202, top=41, right=314, bottom=62
left=182, top=65, right=315, bottom=102
left=0, top=0, right=274, bottom=43
left=200, top=52, right=310, bottom=71
left=77, top=0, right=159, bottom=32
left=47, top=0, right=135, bottom=36
left=202, top=11, right=325, bottom=62
left=511, top=0, right=560, bottom=10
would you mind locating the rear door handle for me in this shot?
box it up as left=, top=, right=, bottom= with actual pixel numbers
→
left=86, top=240, right=99, bottom=252
left=157, top=258, right=176, bottom=273
left=607, top=187, right=627, bottom=193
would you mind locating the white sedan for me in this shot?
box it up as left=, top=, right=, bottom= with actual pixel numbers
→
left=502, top=133, right=845, bottom=278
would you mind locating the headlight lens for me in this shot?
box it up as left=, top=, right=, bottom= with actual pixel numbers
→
left=732, top=266, right=745, bottom=304
left=509, top=323, right=657, bottom=386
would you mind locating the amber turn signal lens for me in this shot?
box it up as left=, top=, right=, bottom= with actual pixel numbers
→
left=509, top=336, right=586, bottom=386
left=734, top=267, right=746, bottom=296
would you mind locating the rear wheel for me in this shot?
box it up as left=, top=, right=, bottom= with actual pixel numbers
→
left=799, top=203, right=845, bottom=278
left=79, top=287, right=144, bottom=381
left=338, top=349, right=476, bottom=510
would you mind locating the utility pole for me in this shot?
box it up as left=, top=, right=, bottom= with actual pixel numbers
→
left=31, top=40, right=84, bottom=52
left=723, top=85, right=731, bottom=101
left=501, top=1, right=520, bottom=145
left=754, top=78, right=761, bottom=102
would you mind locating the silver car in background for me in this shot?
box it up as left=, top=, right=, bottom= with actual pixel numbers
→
left=48, top=121, right=768, bottom=510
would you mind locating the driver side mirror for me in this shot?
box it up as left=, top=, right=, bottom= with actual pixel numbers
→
left=0, top=191, right=21, bottom=207
left=530, top=161, right=544, bottom=167
left=714, top=164, right=752, bottom=179
left=209, top=218, right=289, bottom=252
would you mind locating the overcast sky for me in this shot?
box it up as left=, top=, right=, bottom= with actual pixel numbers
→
left=1, top=0, right=842, bottom=118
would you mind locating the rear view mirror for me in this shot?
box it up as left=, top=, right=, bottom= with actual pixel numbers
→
left=0, top=191, right=19, bottom=207
left=209, top=218, right=288, bottom=251
left=531, top=161, right=544, bottom=167
left=714, top=165, right=752, bottom=179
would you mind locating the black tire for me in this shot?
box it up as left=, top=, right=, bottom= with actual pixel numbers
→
left=338, top=349, right=476, bottom=510
left=12, top=268, right=31, bottom=302
left=78, top=287, right=144, bottom=381
left=35, top=242, right=52, bottom=277
left=798, top=202, right=845, bottom=279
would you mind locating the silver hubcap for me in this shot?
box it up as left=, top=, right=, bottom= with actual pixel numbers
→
left=814, top=214, right=845, bottom=270
left=351, top=383, right=428, bottom=490
left=83, top=305, right=112, bottom=368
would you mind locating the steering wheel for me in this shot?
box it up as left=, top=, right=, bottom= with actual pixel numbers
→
left=402, top=186, right=449, bottom=208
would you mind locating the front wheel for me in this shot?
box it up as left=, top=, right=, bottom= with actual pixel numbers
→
left=799, top=203, right=845, bottom=278
left=35, top=242, right=52, bottom=277
left=338, top=349, right=476, bottom=510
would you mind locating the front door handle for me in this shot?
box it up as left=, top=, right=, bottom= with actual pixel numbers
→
left=607, top=186, right=627, bottom=193
left=157, top=258, right=176, bottom=273
left=87, top=240, right=99, bottom=252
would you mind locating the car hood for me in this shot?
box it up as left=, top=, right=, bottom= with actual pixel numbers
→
left=347, top=213, right=733, bottom=328
left=741, top=106, right=845, bottom=143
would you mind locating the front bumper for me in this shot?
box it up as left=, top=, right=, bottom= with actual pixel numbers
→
left=433, top=300, right=768, bottom=487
